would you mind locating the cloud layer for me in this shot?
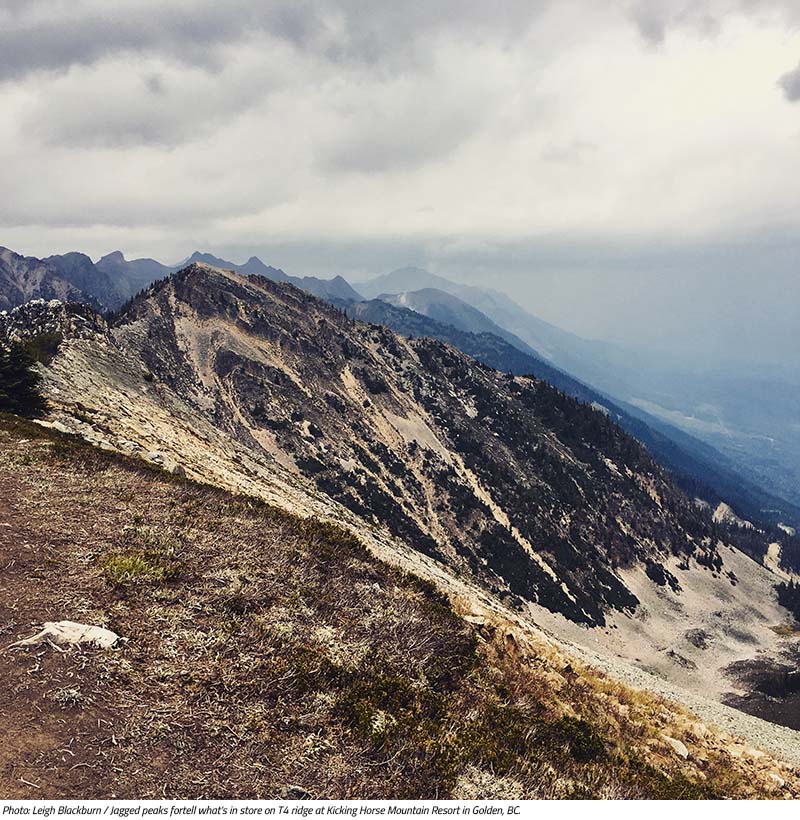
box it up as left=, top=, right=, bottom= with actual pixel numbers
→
left=0, top=1, right=798, bottom=361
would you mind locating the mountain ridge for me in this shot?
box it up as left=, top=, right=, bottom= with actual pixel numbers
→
left=347, top=297, right=800, bottom=533
left=2, top=246, right=362, bottom=312
left=5, top=264, right=800, bottom=762
left=1, top=264, right=794, bottom=625
left=357, top=266, right=800, bottom=520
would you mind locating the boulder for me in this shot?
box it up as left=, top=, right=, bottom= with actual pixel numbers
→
left=661, top=735, right=689, bottom=759
left=282, top=785, right=311, bottom=800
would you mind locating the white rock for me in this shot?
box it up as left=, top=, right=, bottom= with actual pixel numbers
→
left=662, top=735, right=689, bottom=759
left=10, top=620, right=123, bottom=650
left=769, top=773, right=785, bottom=788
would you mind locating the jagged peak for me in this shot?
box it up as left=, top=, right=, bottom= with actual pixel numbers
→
left=187, top=250, right=219, bottom=264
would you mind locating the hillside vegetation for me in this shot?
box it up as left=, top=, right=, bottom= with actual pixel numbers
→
left=1, top=414, right=798, bottom=799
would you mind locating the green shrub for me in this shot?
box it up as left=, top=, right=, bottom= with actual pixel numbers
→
left=22, top=331, right=63, bottom=365
left=101, top=549, right=178, bottom=585
left=545, top=715, right=607, bottom=763
left=0, top=343, right=47, bottom=418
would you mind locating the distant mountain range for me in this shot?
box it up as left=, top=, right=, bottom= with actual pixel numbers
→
left=2, top=246, right=796, bottom=529
left=119, top=250, right=364, bottom=304
left=376, top=287, right=540, bottom=357
left=1, top=247, right=104, bottom=312
left=358, top=266, right=607, bottom=369
left=0, top=247, right=362, bottom=313
left=356, top=267, right=800, bottom=521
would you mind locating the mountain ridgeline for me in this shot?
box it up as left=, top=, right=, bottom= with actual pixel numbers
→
left=3, top=246, right=797, bottom=538
left=2, top=263, right=778, bottom=628
left=0, top=246, right=363, bottom=313
left=347, top=298, right=800, bottom=540
left=355, top=270, right=800, bottom=528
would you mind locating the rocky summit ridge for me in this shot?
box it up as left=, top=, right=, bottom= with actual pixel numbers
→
left=5, top=263, right=721, bottom=622
left=2, top=263, right=800, bottom=765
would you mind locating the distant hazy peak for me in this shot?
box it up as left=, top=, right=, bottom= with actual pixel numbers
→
left=187, top=251, right=225, bottom=265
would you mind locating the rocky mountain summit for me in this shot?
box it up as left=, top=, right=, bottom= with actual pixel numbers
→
left=6, top=264, right=723, bottom=625
left=3, top=264, right=800, bottom=759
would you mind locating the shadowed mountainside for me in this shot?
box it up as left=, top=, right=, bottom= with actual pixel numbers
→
left=348, top=298, right=800, bottom=535
left=0, top=264, right=780, bottom=627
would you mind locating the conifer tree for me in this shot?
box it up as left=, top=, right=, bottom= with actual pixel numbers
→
left=0, top=342, right=48, bottom=418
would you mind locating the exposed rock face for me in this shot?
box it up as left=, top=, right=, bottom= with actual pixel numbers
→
left=2, top=264, right=729, bottom=627
left=0, top=247, right=131, bottom=312
left=0, top=247, right=95, bottom=312
left=713, top=502, right=754, bottom=530
left=0, top=298, right=106, bottom=343
left=44, top=252, right=121, bottom=310
left=350, top=299, right=800, bottom=534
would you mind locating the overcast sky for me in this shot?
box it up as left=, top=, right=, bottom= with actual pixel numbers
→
left=0, top=1, right=798, bottom=364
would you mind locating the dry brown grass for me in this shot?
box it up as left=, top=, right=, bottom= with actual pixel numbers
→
left=0, top=413, right=796, bottom=799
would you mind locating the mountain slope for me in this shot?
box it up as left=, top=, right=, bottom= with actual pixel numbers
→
left=0, top=264, right=786, bottom=623
left=359, top=267, right=800, bottom=526
left=4, top=414, right=797, bottom=799
left=300, top=274, right=363, bottom=302
left=378, top=288, right=539, bottom=355
left=349, top=299, right=800, bottom=531
left=0, top=247, right=98, bottom=311
left=358, top=266, right=601, bottom=366
left=180, top=252, right=363, bottom=302
left=4, top=265, right=800, bottom=747
left=95, top=251, right=173, bottom=301
left=22, top=263, right=735, bottom=626
left=44, top=251, right=121, bottom=310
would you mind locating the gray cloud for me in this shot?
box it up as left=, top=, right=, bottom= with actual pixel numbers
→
left=0, top=0, right=798, bottom=374
left=0, top=1, right=547, bottom=80
left=0, top=1, right=550, bottom=157
left=778, top=62, right=800, bottom=101
left=627, top=0, right=800, bottom=44
left=20, top=54, right=277, bottom=147
left=0, top=2, right=297, bottom=79
left=317, top=66, right=497, bottom=174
